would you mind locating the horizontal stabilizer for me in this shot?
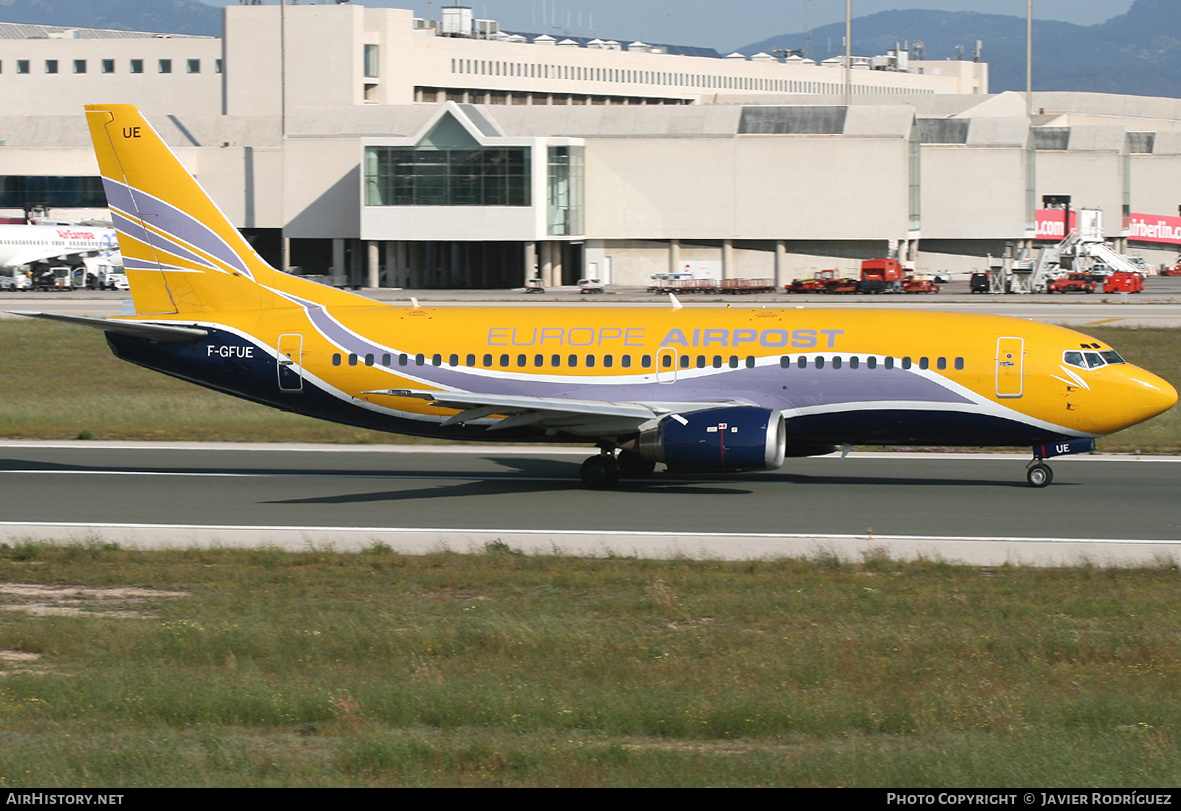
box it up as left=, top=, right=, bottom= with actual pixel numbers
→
left=9, top=311, right=207, bottom=342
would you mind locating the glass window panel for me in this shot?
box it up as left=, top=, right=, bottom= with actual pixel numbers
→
left=364, top=146, right=531, bottom=207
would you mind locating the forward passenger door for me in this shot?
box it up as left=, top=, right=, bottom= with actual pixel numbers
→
left=995, top=337, right=1024, bottom=398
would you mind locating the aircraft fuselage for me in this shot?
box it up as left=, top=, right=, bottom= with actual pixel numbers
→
left=105, top=303, right=1176, bottom=451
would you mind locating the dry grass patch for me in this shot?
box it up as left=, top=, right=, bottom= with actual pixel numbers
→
left=0, top=582, right=188, bottom=619
left=0, top=649, right=46, bottom=677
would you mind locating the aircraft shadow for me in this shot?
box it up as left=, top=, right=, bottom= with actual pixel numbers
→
left=0, top=457, right=1066, bottom=495
left=264, top=455, right=751, bottom=504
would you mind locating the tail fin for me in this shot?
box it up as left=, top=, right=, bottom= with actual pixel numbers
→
left=85, top=104, right=363, bottom=316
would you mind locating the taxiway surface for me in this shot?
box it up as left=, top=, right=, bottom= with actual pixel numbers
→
left=5, top=275, right=1181, bottom=327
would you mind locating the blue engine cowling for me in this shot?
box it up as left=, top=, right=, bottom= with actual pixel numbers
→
left=636, top=406, right=787, bottom=473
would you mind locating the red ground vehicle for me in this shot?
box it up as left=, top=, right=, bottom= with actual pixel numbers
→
left=901, top=277, right=940, bottom=293
left=826, top=277, right=860, bottom=293
left=787, top=270, right=843, bottom=293
left=786, top=278, right=827, bottom=293
left=858, top=258, right=904, bottom=293
left=1047, top=274, right=1096, bottom=294
left=1102, top=272, right=1144, bottom=293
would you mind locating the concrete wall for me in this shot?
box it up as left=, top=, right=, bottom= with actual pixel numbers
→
left=0, top=36, right=222, bottom=118
left=585, top=136, right=911, bottom=241
left=1034, top=129, right=1127, bottom=238
left=281, top=138, right=363, bottom=239
left=921, top=145, right=1029, bottom=238
left=1129, top=131, right=1181, bottom=215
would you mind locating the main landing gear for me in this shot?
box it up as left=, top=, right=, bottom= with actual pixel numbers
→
left=579, top=446, right=656, bottom=489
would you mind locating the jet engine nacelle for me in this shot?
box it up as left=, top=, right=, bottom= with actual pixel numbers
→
left=637, top=406, right=787, bottom=473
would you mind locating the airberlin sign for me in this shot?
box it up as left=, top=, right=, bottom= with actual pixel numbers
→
left=1125, top=213, right=1181, bottom=244
left=1035, top=209, right=1181, bottom=244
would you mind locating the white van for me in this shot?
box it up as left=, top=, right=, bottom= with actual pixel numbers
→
left=0, top=267, right=32, bottom=290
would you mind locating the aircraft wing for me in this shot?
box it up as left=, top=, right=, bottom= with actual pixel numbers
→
left=363, top=388, right=737, bottom=436
left=2, top=246, right=101, bottom=269
left=9, top=311, right=208, bottom=342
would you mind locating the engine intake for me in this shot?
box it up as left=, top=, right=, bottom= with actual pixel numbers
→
left=636, top=406, right=787, bottom=473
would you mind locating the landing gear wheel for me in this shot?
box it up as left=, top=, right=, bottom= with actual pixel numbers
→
left=580, top=455, right=620, bottom=490
left=1027, top=462, right=1053, bottom=488
left=616, top=450, right=656, bottom=479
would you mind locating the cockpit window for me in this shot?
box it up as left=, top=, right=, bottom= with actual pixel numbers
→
left=1064, top=350, right=1120, bottom=370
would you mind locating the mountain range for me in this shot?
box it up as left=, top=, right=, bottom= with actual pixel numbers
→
left=0, top=0, right=221, bottom=37
left=739, top=0, right=1181, bottom=98
left=2, top=0, right=1179, bottom=98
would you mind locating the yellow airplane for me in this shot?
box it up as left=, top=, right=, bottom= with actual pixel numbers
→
left=15, top=104, right=1179, bottom=488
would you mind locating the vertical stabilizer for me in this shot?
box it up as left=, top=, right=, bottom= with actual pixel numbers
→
left=84, top=104, right=369, bottom=316
left=85, top=105, right=282, bottom=314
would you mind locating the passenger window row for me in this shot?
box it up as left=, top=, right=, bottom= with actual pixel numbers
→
left=780, top=355, right=965, bottom=371
left=330, top=352, right=755, bottom=369
left=329, top=352, right=966, bottom=372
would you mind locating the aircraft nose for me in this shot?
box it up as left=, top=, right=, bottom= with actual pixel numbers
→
left=1129, top=368, right=1178, bottom=425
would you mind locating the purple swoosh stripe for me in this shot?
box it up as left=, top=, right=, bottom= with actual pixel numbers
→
left=293, top=305, right=972, bottom=410
left=122, top=258, right=163, bottom=270
left=100, top=178, right=136, bottom=216
left=100, top=178, right=250, bottom=277
left=406, top=363, right=970, bottom=412
left=108, top=209, right=152, bottom=246
left=122, top=257, right=195, bottom=272
left=110, top=211, right=219, bottom=271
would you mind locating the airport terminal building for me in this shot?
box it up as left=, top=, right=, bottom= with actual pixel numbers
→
left=2, top=3, right=1180, bottom=287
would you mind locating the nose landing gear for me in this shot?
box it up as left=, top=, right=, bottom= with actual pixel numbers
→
left=1026, top=460, right=1053, bottom=488
left=1026, top=438, right=1095, bottom=487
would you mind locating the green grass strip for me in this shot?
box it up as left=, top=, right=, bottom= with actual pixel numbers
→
left=0, top=542, right=1179, bottom=786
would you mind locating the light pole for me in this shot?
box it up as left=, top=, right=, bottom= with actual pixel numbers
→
left=845, top=0, right=852, bottom=106
left=1026, top=0, right=1033, bottom=119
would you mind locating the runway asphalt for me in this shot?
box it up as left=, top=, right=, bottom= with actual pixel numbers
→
left=2, top=442, right=1179, bottom=567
